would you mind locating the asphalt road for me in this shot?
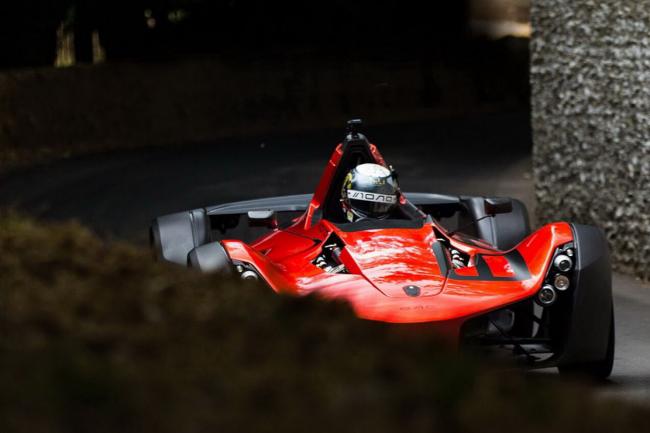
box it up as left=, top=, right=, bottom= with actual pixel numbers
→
left=1, top=114, right=649, bottom=402
left=0, top=114, right=535, bottom=241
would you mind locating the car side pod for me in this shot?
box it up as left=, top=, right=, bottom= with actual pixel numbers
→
left=557, top=224, right=614, bottom=377
left=187, top=242, right=232, bottom=274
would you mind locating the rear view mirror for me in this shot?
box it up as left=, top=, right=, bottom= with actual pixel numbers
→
left=484, top=197, right=513, bottom=215
left=248, top=210, right=278, bottom=229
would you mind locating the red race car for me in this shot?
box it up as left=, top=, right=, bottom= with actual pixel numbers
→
left=151, top=120, right=614, bottom=379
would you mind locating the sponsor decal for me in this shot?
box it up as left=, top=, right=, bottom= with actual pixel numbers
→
left=347, top=189, right=397, bottom=204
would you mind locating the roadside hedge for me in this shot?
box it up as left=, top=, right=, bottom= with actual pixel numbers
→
left=0, top=215, right=646, bottom=433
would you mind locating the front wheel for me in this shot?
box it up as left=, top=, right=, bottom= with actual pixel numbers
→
left=558, top=307, right=615, bottom=381
left=187, top=242, right=232, bottom=274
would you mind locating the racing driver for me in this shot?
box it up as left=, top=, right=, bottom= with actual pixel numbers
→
left=340, top=163, right=400, bottom=222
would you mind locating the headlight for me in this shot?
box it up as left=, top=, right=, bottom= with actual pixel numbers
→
left=554, top=254, right=573, bottom=272
left=553, top=274, right=570, bottom=291
left=537, top=284, right=557, bottom=306
left=234, top=261, right=261, bottom=281
left=537, top=244, right=574, bottom=307
left=241, top=270, right=259, bottom=281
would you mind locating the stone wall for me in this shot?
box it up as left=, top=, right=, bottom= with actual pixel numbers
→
left=531, top=1, right=650, bottom=279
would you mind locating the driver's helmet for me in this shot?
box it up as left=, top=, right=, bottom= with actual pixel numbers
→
left=341, top=163, right=399, bottom=222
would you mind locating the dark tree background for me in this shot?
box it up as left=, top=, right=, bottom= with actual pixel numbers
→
left=1, top=0, right=471, bottom=68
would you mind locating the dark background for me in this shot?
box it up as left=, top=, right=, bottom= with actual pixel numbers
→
left=1, top=1, right=529, bottom=103
left=0, top=1, right=531, bottom=170
left=4, top=1, right=476, bottom=64
left=0, top=0, right=533, bottom=236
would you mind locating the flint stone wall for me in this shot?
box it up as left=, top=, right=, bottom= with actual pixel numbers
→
left=531, top=0, right=650, bottom=279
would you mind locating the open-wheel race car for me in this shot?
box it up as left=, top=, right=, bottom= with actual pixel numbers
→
left=151, top=119, right=614, bottom=379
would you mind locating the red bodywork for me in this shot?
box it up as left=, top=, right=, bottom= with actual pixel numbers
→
left=221, top=143, right=574, bottom=341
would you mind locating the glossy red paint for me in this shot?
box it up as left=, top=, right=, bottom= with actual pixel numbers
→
left=483, top=255, right=516, bottom=278
left=225, top=222, right=572, bottom=322
left=222, top=142, right=575, bottom=340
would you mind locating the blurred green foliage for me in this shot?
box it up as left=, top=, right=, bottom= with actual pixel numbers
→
left=0, top=215, right=647, bottom=433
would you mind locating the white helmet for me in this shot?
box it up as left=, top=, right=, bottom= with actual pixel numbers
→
left=341, top=163, right=399, bottom=222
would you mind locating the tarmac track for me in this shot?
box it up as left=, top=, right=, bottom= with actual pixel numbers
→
left=1, top=113, right=649, bottom=402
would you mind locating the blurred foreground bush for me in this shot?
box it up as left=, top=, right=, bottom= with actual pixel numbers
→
left=0, top=215, right=647, bottom=433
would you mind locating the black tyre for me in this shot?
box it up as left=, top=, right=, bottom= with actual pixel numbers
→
left=187, top=241, right=232, bottom=274
left=150, top=209, right=209, bottom=266
left=558, top=307, right=615, bottom=380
